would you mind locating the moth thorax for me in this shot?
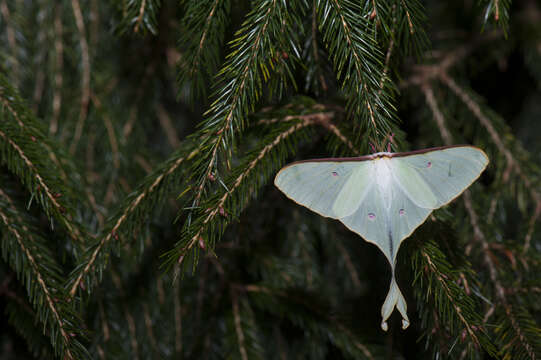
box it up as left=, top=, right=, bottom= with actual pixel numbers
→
left=374, top=158, right=393, bottom=208
left=374, top=158, right=392, bottom=186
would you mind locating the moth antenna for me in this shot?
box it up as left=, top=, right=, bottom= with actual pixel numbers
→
left=387, top=133, right=395, bottom=152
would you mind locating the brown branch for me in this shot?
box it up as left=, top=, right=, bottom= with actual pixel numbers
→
left=69, top=0, right=91, bottom=155
left=32, top=66, right=45, bottom=114
left=156, top=104, right=181, bottom=148
left=98, top=298, right=110, bottom=341
left=50, top=4, right=64, bottom=135
left=174, top=279, right=182, bottom=354
left=420, top=83, right=453, bottom=145
left=319, top=120, right=358, bottom=154
left=91, top=93, right=120, bottom=170
left=123, top=64, right=156, bottom=139
left=399, top=0, right=414, bottom=34
left=379, top=4, right=397, bottom=94
left=189, top=0, right=221, bottom=75
left=335, top=241, right=362, bottom=290
left=231, top=288, right=249, bottom=360
left=135, top=155, right=153, bottom=173
left=380, top=38, right=394, bottom=91
left=402, top=31, right=502, bottom=88
left=312, top=0, right=328, bottom=91
left=143, top=303, right=158, bottom=354
left=0, top=0, right=18, bottom=83
left=291, top=210, right=314, bottom=287
left=256, top=107, right=353, bottom=153
left=134, top=0, right=147, bottom=33
left=111, top=272, right=139, bottom=360
left=96, top=346, right=105, bottom=360
left=525, top=201, right=541, bottom=253
left=90, top=0, right=99, bottom=49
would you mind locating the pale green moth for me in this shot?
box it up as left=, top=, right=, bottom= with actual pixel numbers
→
left=274, top=145, right=489, bottom=331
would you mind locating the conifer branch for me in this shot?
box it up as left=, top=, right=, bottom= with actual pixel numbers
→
left=171, top=112, right=329, bottom=265
left=0, top=188, right=88, bottom=360
left=3, top=295, right=54, bottom=359
left=316, top=0, right=397, bottom=141
left=3, top=1, right=539, bottom=357
left=0, top=78, right=88, bottom=247
left=425, top=89, right=538, bottom=358
left=189, top=0, right=297, bottom=211
left=1, top=94, right=71, bottom=185
left=421, top=249, right=481, bottom=347
left=69, top=146, right=200, bottom=296
left=412, top=242, right=497, bottom=357
left=380, top=0, right=428, bottom=57
left=463, top=191, right=538, bottom=359
left=194, top=0, right=276, bottom=205
left=423, top=76, right=505, bottom=298
left=69, top=0, right=91, bottom=155
left=440, top=73, right=541, bottom=251
left=178, top=0, right=230, bottom=98
left=0, top=128, right=84, bottom=241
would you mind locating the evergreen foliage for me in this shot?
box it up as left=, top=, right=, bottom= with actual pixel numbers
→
left=1, top=0, right=541, bottom=359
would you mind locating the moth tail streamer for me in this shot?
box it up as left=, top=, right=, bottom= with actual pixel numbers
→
left=380, top=276, right=410, bottom=331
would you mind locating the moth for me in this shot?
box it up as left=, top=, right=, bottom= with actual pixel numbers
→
left=274, top=145, right=489, bottom=330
